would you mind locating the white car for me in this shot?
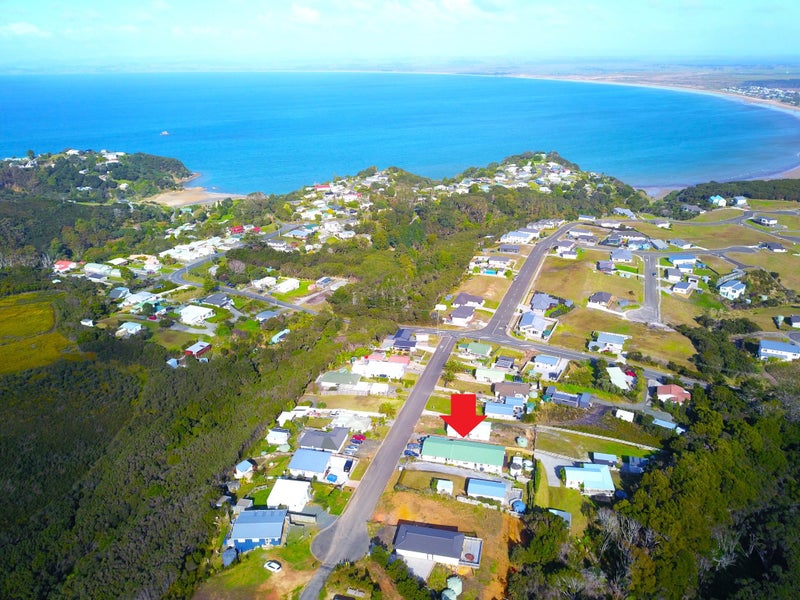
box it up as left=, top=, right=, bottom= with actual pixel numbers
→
left=264, top=560, right=282, bottom=573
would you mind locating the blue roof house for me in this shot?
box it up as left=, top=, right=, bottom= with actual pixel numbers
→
left=758, top=340, right=800, bottom=362
left=288, top=449, right=332, bottom=479
left=228, top=509, right=287, bottom=552
left=484, top=402, right=519, bottom=420
left=563, top=464, right=615, bottom=495
left=466, top=478, right=507, bottom=503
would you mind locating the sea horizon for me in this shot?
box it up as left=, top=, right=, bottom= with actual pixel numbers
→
left=2, top=71, right=799, bottom=196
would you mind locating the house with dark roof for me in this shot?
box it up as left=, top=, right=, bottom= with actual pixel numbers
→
left=394, top=524, right=482, bottom=568
left=452, top=292, right=485, bottom=308
left=587, top=291, right=613, bottom=309
left=449, top=305, right=475, bottom=327
left=298, top=427, right=350, bottom=453
left=228, top=509, right=287, bottom=552
left=492, top=381, right=530, bottom=398
left=596, top=260, right=616, bottom=274
left=544, top=386, right=592, bottom=409
left=204, top=293, right=232, bottom=308
left=530, top=292, right=558, bottom=315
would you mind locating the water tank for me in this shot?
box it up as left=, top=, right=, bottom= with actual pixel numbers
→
left=515, top=436, right=528, bottom=447
left=446, top=575, right=463, bottom=595
left=441, top=588, right=457, bottom=600
left=522, top=459, right=534, bottom=469
left=512, top=500, right=527, bottom=513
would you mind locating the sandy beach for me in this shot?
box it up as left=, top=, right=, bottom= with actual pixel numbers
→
left=146, top=187, right=246, bottom=208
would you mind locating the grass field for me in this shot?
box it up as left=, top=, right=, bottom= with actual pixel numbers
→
left=686, top=208, right=744, bottom=223
left=660, top=293, right=706, bottom=327
left=535, top=255, right=644, bottom=305
left=727, top=304, right=800, bottom=331
left=532, top=461, right=590, bottom=534
left=726, top=250, right=800, bottom=291
left=634, top=222, right=770, bottom=249
left=398, top=469, right=467, bottom=496
left=152, top=328, right=202, bottom=352
left=535, top=428, right=654, bottom=459
left=696, top=253, right=736, bottom=276
left=549, top=307, right=695, bottom=368
left=455, top=275, right=512, bottom=305
left=0, top=293, right=78, bottom=375
left=748, top=199, right=800, bottom=211
left=313, top=393, right=404, bottom=413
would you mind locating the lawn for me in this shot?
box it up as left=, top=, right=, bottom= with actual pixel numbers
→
left=532, top=461, right=590, bottom=534
left=686, top=208, right=744, bottom=223
left=727, top=304, right=800, bottom=331
left=535, top=428, right=654, bottom=459
left=726, top=250, right=800, bottom=291
left=661, top=223, right=770, bottom=249
left=398, top=469, right=467, bottom=496
left=535, top=255, right=643, bottom=305
left=660, top=293, right=706, bottom=327
left=455, top=274, right=512, bottom=305
left=696, top=253, right=736, bottom=276
left=151, top=328, right=202, bottom=352
left=549, top=308, right=695, bottom=368
left=314, top=393, right=404, bottom=414
left=311, top=482, right=352, bottom=515
left=747, top=199, right=800, bottom=211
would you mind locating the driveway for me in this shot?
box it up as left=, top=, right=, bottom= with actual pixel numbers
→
left=533, top=451, right=573, bottom=487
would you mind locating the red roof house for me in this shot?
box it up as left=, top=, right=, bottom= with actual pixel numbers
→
left=656, top=384, right=691, bottom=404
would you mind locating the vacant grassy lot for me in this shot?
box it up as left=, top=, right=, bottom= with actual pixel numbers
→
left=535, top=255, right=643, bottom=305
left=398, top=469, right=467, bottom=496
left=532, top=461, right=590, bottom=534
left=152, top=328, right=201, bottom=352
left=727, top=304, right=800, bottom=331
left=747, top=199, right=800, bottom=211
left=687, top=208, right=744, bottom=223
left=726, top=250, right=800, bottom=291
left=313, top=393, right=403, bottom=414
left=550, top=307, right=695, bottom=368
left=535, top=428, right=654, bottom=459
left=660, top=293, right=706, bottom=327
left=636, top=221, right=771, bottom=249
left=696, top=253, right=736, bottom=276
left=456, top=274, right=512, bottom=305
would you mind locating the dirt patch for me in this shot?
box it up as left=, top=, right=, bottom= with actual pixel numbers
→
left=456, top=275, right=512, bottom=304
left=255, top=568, right=314, bottom=600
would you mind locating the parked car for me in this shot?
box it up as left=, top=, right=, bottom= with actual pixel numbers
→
left=352, top=434, right=366, bottom=441
left=345, top=444, right=359, bottom=451
left=343, top=449, right=356, bottom=456
left=349, top=438, right=363, bottom=445
left=406, top=443, right=421, bottom=450
left=403, top=450, right=419, bottom=457
left=344, top=459, right=353, bottom=473
left=264, top=560, right=282, bottom=573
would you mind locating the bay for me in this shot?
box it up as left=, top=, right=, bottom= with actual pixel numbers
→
left=1, top=72, right=799, bottom=194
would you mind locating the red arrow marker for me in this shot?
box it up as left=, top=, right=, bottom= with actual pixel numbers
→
left=442, top=393, right=486, bottom=437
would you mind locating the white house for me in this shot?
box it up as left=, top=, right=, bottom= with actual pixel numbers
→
left=116, top=322, right=143, bottom=337
left=273, top=278, right=300, bottom=294
left=718, top=279, right=746, bottom=301
left=266, top=428, right=291, bottom=445
left=179, top=305, right=214, bottom=325
left=517, top=311, right=549, bottom=339
left=758, top=340, right=800, bottom=362
left=563, top=463, right=615, bottom=495
left=450, top=306, right=475, bottom=327
left=755, top=216, right=778, bottom=226
left=474, top=367, right=507, bottom=384
left=234, top=459, right=256, bottom=479
left=266, top=478, right=312, bottom=512
left=589, top=332, right=628, bottom=354
left=709, top=195, right=727, bottom=207
left=614, top=409, right=635, bottom=423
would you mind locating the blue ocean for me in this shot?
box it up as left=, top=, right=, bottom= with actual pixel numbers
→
left=1, top=72, right=800, bottom=195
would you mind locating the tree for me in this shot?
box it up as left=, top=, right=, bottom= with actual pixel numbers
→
left=378, top=402, right=396, bottom=419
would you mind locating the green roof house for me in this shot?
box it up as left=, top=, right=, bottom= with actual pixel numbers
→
left=421, top=436, right=505, bottom=474
left=465, top=342, right=492, bottom=359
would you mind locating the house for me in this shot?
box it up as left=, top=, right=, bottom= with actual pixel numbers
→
left=709, top=194, right=727, bottom=207
left=718, top=279, right=746, bottom=301
left=53, top=259, right=78, bottom=273
left=610, top=249, right=633, bottom=263
left=298, top=427, right=350, bottom=453
left=498, top=244, right=520, bottom=254
left=109, top=286, right=130, bottom=301
left=351, top=357, right=406, bottom=380
left=464, top=341, right=492, bottom=359
left=179, top=305, right=214, bottom=325
left=665, top=268, right=682, bottom=283
left=121, top=290, right=157, bottom=308
left=652, top=219, right=671, bottom=229
left=185, top=340, right=211, bottom=357
left=266, top=479, right=312, bottom=512
left=614, top=409, right=635, bottom=423
left=116, top=321, right=143, bottom=338
left=493, top=355, right=515, bottom=370
left=578, top=214, right=597, bottom=222
left=656, top=384, right=691, bottom=404
left=755, top=216, right=778, bottom=226
left=591, top=452, right=618, bottom=468
left=266, top=428, right=291, bottom=446
left=788, top=315, right=800, bottom=328
left=516, top=311, right=549, bottom=339
left=483, top=402, right=520, bottom=420
left=228, top=509, right=287, bottom=552
left=668, top=254, right=697, bottom=267
left=613, top=207, right=636, bottom=219
left=606, top=366, right=634, bottom=390
left=530, top=292, right=558, bottom=315
left=563, top=463, right=615, bottom=495
left=493, top=381, right=530, bottom=398
left=758, top=340, right=800, bottom=362
left=451, top=292, right=485, bottom=308
left=682, top=204, right=706, bottom=215
left=234, top=459, right=256, bottom=479
left=672, top=281, right=693, bottom=295
left=487, top=256, right=513, bottom=269
left=587, top=291, right=613, bottom=309
left=287, top=449, right=332, bottom=479
left=589, top=332, right=628, bottom=354
left=450, top=305, right=475, bottom=327
left=544, top=386, right=592, bottom=409
left=763, top=241, right=787, bottom=253
left=652, top=419, right=686, bottom=435
left=446, top=420, right=492, bottom=441
left=474, top=367, right=507, bottom=384
left=394, top=524, right=482, bottom=568
left=466, top=478, right=507, bottom=503
left=733, top=195, right=748, bottom=206
left=500, top=230, right=537, bottom=244
left=84, top=263, right=114, bottom=278
left=421, top=436, right=505, bottom=474
left=596, top=260, right=616, bottom=274
left=530, top=354, right=563, bottom=380
left=669, top=239, right=693, bottom=250
left=273, top=278, right=300, bottom=294
left=255, top=310, right=279, bottom=323
left=204, top=293, right=232, bottom=308
left=253, top=276, right=277, bottom=290
left=229, top=225, right=245, bottom=235
left=317, top=370, right=362, bottom=392
left=233, top=498, right=253, bottom=516
left=623, top=456, right=650, bottom=474
left=650, top=239, right=669, bottom=251
left=392, top=328, right=417, bottom=352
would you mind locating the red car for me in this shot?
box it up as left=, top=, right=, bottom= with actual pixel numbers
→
left=352, top=434, right=366, bottom=441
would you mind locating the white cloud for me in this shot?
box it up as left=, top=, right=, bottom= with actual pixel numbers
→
left=0, top=21, right=50, bottom=37
left=290, top=4, right=321, bottom=24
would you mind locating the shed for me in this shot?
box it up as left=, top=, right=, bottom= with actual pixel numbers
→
left=592, top=452, right=618, bottom=467
left=466, top=478, right=506, bottom=503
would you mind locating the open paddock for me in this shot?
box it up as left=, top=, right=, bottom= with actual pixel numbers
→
left=535, top=255, right=644, bottom=305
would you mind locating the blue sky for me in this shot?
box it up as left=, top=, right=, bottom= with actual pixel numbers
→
left=1, top=0, right=798, bottom=72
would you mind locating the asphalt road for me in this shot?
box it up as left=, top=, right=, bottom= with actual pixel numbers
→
left=300, top=335, right=457, bottom=600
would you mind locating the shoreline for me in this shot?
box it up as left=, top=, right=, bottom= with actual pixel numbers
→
left=146, top=186, right=245, bottom=207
